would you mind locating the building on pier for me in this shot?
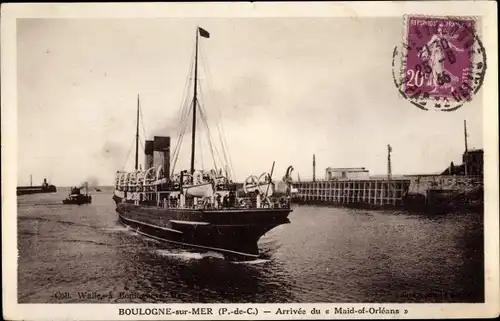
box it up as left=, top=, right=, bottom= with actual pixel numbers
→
left=325, top=167, right=370, bottom=180
left=463, top=149, right=484, bottom=176
left=441, top=149, right=484, bottom=176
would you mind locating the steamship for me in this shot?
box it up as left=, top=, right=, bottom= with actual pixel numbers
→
left=112, top=27, right=294, bottom=260
left=17, top=177, right=57, bottom=196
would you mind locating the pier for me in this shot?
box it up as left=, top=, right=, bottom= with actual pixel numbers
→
left=292, top=179, right=410, bottom=208
left=291, top=175, right=483, bottom=211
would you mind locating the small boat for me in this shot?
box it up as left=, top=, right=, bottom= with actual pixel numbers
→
left=95, top=188, right=102, bottom=192
left=63, top=184, right=92, bottom=205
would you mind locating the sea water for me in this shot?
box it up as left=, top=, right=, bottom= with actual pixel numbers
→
left=17, top=187, right=484, bottom=303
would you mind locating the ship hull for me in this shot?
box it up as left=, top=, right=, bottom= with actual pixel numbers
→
left=114, top=196, right=291, bottom=260
left=62, top=195, right=92, bottom=205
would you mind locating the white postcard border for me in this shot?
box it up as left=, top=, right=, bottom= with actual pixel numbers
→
left=2, top=2, right=498, bottom=320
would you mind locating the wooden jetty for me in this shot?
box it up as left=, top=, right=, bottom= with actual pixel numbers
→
left=291, top=175, right=483, bottom=212
left=292, top=178, right=410, bottom=208
left=292, top=121, right=483, bottom=212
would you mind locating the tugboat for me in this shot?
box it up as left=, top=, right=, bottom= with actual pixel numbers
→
left=112, top=27, right=294, bottom=260
left=63, top=183, right=92, bottom=205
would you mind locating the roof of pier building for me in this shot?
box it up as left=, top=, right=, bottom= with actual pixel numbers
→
left=325, top=167, right=369, bottom=172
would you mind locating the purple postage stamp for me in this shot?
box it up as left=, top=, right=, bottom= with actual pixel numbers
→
left=392, top=15, right=487, bottom=111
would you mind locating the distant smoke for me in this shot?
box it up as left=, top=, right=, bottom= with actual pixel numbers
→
left=86, top=175, right=100, bottom=187
left=78, top=181, right=89, bottom=189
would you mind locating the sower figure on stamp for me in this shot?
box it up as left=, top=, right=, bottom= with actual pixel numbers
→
left=417, top=22, right=465, bottom=93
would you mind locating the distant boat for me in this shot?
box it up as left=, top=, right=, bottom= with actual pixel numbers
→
left=17, top=177, right=57, bottom=196
left=63, top=184, right=92, bottom=205
left=95, top=188, right=102, bottom=192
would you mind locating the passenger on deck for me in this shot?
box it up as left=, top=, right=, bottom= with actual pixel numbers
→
left=279, top=197, right=287, bottom=208
left=255, top=190, right=261, bottom=208
left=228, top=191, right=236, bottom=208
left=216, top=193, right=222, bottom=209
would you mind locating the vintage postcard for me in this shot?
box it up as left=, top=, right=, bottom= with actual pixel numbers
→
left=1, top=2, right=498, bottom=320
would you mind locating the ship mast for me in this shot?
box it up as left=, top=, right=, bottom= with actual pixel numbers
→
left=190, top=27, right=210, bottom=174
left=135, top=94, right=140, bottom=171
left=190, top=28, right=199, bottom=174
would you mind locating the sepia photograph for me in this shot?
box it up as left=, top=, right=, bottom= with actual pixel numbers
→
left=2, top=2, right=499, bottom=320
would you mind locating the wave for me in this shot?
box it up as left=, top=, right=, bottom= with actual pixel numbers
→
left=230, top=259, right=270, bottom=265
left=19, top=235, right=111, bottom=246
left=17, top=203, right=68, bottom=208
left=155, top=249, right=225, bottom=261
left=19, top=231, right=40, bottom=236
left=18, top=216, right=99, bottom=229
left=101, top=226, right=131, bottom=233
left=62, top=238, right=111, bottom=246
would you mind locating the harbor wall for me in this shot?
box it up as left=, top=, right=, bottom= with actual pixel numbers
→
left=405, top=175, right=483, bottom=195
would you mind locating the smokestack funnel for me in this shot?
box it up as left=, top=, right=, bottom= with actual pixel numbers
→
left=153, top=136, right=171, bottom=180
left=144, top=140, right=154, bottom=170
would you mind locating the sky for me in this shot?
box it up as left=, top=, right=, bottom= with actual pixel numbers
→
left=17, top=18, right=483, bottom=186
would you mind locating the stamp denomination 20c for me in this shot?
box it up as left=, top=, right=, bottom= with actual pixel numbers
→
left=392, top=15, right=487, bottom=111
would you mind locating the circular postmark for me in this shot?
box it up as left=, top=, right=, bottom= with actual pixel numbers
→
left=392, top=15, right=487, bottom=111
